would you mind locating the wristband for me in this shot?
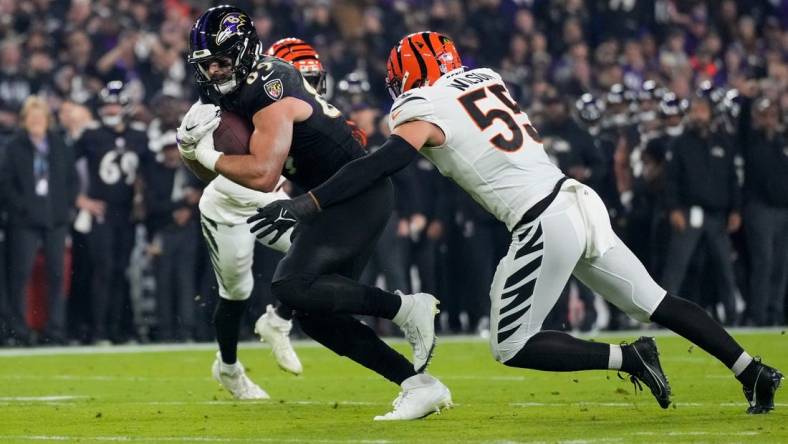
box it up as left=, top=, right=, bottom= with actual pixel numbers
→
left=197, top=149, right=223, bottom=172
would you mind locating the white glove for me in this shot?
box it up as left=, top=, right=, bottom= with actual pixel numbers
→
left=177, top=101, right=221, bottom=160
left=178, top=139, right=196, bottom=160
left=194, top=132, right=224, bottom=172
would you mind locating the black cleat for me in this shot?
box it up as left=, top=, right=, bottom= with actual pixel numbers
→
left=742, top=358, right=783, bottom=414
left=625, top=337, right=672, bottom=409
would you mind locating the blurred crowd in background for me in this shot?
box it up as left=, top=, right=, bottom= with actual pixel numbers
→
left=0, top=0, right=786, bottom=346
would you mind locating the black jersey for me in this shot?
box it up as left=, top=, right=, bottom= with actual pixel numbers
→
left=74, top=125, right=149, bottom=207
left=205, top=56, right=365, bottom=190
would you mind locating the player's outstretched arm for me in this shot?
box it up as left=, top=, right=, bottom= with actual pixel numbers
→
left=247, top=119, right=444, bottom=243
left=213, top=98, right=311, bottom=192
left=308, top=120, right=444, bottom=210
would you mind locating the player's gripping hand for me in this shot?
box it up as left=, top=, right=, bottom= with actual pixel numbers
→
left=177, top=101, right=221, bottom=160
left=247, top=193, right=320, bottom=245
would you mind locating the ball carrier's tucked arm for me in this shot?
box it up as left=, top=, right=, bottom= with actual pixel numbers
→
left=205, top=98, right=303, bottom=192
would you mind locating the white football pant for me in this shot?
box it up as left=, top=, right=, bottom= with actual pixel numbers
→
left=489, top=184, right=667, bottom=363
left=200, top=216, right=292, bottom=301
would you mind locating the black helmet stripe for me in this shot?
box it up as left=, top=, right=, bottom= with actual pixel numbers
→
left=290, top=55, right=320, bottom=62
left=421, top=32, right=437, bottom=56
left=395, top=44, right=404, bottom=74
left=274, top=44, right=314, bottom=56
left=407, top=37, right=427, bottom=80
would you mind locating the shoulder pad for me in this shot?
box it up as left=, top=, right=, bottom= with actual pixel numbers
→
left=237, top=58, right=305, bottom=113
left=388, top=91, right=434, bottom=131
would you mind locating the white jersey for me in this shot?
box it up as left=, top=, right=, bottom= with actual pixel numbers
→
left=389, top=68, right=563, bottom=230
left=199, top=175, right=288, bottom=225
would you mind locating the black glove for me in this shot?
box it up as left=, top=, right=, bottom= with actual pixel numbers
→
left=247, top=193, right=319, bottom=245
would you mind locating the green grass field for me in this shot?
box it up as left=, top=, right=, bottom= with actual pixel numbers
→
left=0, top=331, right=786, bottom=443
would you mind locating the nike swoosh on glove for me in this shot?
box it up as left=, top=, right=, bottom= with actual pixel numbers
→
left=247, top=193, right=320, bottom=245
left=177, top=101, right=221, bottom=159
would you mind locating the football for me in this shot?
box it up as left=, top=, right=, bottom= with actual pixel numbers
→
left=213, top=111, right=252, bottom=155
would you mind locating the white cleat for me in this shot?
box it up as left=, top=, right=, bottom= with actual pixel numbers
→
left=374, top=374, right=452, bottom=421
left=393, top=291, right=439, bottom=373
left=254, top=304, right=303, bottom=375
left=211, top=352, right=270, bottom=400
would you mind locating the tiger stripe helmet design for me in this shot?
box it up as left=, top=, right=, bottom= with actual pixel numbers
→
left=386, top=31, right=462, bottom=99
left=266, top=37, right=327, bottom=95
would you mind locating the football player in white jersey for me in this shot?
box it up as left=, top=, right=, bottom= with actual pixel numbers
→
left=251, top=31, right=782, bottom=415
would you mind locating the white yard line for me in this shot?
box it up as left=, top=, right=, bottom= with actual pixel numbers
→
left=0, top=396, right=87, bottom=401
left=0, top=436, right=636, bottom=444
left=633, top=431, right=760, bottom=437
left=510, top=401, right=788, bottom=408
left=0, top=327, right=783, bottom=357
left=0, top=398, right=387, bottom=406
left=6, top=396, right=785, bottom=410
left=0, top=374, right=531, bottom=383
left=0, top=436, right=392, bottom=444
left=141, top=400, right=385, bottom=406
left=0, top=374, right=211, bottom=382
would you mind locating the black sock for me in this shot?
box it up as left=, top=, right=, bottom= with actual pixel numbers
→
left=736, top=360, right=760, bottom=387
left=274, top=303, right=294, bottom=321
left=213, top=298, right=246, bottom=364
left=650, top=294, right=744, bottom=368
left=274, top=274, right=402, bottom=319
left=299, top=312, right=415, bottom=384
left=620, top=344, right=640, bottom=374
left=505, top=331, right=610, bottom=371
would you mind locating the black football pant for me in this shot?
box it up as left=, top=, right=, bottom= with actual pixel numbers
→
left=0, top=225, right=8, bottom=340
left=271, top=178, right=415, bottom=384
left=745, top=201, right=788, bottom=326
left=87, top=215, right=134, bottom=342
left=661, top=211, right=737, bottom=324
left=7, top=225, right=67, bottom=343
left=154, top=222, right=198, bottom=341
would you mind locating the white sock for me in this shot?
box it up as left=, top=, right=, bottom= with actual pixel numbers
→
left=402, top=373, right=435, bottom=389
left=392, top=293, right=412, bottom=326
left=731, top=352, right=753, bottom=376
left=608, top=344, right=623, bottom=370
left=221, top=360, right=241, bottom=374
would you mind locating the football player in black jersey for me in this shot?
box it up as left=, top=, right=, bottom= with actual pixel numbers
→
left=177, top=5, right=451, bottom=420
left=74, top=80, right=150, bottom=344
